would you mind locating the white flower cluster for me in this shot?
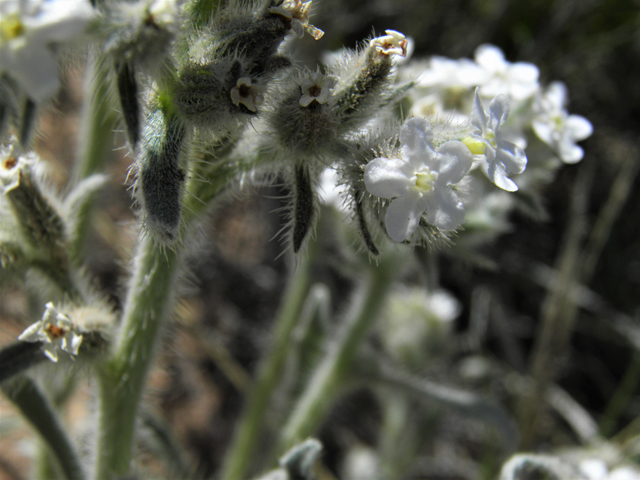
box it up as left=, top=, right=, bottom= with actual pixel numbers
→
left=18, top=302, right=84, bottom=362
left=403, top=44, right=592, bottom=165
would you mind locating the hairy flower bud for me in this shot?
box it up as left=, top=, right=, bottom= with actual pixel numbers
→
left=134, top=100, right=187, bottom=244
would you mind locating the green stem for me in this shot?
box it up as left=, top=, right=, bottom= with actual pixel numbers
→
left=92, top=130, right=254, bottom=480
left=220, top=248, right=314, bottom=480
left=278, top=255, right=400, bottom=452
left=93, top=237, right=180, bottom=480
left=599, top=352, right=640, bottom=437
left=1, top=376, right=85, bottom=480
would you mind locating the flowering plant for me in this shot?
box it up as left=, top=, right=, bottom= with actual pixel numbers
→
left=3, top=1, right=633, bottom=480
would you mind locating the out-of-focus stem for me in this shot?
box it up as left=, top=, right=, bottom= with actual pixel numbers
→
left=69, top=58, right=118, bottom=265
left=220, top=248, right=314, bottom=480
left=519, top=161, right=594, bottom=447
left=278, top=255, right=400, bottom=452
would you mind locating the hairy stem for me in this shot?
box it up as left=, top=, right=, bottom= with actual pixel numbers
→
left=93, top=237, right=180, bottom=480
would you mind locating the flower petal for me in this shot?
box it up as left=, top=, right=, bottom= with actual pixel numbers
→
left=400, top=117, right=432, bottom=165
left=484, top=157, right=519, bottom=192
left=496, top=140, right=527, bottom=175
left=364, top=157, right=414, bottom=199
left=488, top=94, right=509, bottom=131
left=532, top=120, right=554, bottom=145
left=474, top=44, right=506, bottom=74
left=423, top=187, right=465, bottom=230
left=384, top=190, right=428, bottom=242
left=470, top=88, right=487, bottom=133
left=558, top=141, right=584, bottom=164
left=566, top=115, right=593, bottom=141
left=436, top=141, right=473, bottom=185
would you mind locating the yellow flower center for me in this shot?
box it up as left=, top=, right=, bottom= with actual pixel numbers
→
left=0, top=15, right=25, bottom=42
left=462, top=136, right=487, bottom=155
left=414, top=171, right=438, bottom=194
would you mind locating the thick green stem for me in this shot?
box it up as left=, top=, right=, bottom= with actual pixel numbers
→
left=93, top=237, right=180, bottom=480
left=220, top=249, right=314, bottom=480
left=2, top=376, right=85, bottom=480
left=278, top=255, right=400, bottom=452
left=92, top=129, right=254, bottom=480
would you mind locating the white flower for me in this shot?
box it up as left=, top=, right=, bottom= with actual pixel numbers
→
left=18, top=302, right=83, bottom=362
left=466, top=89, right=527, bottom=192
left=364, top=117, right=473, bottom=242
left=369, top=29, right=408, bottom=57
left=268, top=0, right=324, bottom=40
left=474, top=44, right=540, bottom=101
left=0, top=137, right=38, bottom=193
left=0, top=0, right=94, bottom=102
left=298, top=71, right=337, bottom=107
left=532, top=81, right=593, bottom=164
left=230, top=77, right=264, bottom=112
left=416, top=56, right=485, bottom=89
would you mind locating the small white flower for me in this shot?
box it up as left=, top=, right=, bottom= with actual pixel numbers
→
left=474, top=44, right=540, bottom=101
left=532, top=82, right=593, bottom=164
left=0, top=0, right=94, bottom=102
left=230, top=77, right=264, bottom=112
left=0, top=137, right=38, bottom=193
left=369, top=29, right=408, bottom=57
left=298, top=71, right=337, bottom=107
left=466, top=88, right=527, bottom=192
left=364, top=117, right=473, bottom=242
left=268, top=0, right=324, bottom=40
left=18, top=302, right=83, bottom=362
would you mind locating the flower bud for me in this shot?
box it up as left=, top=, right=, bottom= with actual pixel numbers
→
left=292, top=165, right=316, bottom=253
left=134, top=101, right=187, bottom=244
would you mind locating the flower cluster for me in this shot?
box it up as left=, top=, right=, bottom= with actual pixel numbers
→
left=401, top=44, right=592, bottom=165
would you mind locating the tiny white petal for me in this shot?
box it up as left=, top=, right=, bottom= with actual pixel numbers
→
left=43, top=345, right=59, bottom=362
left=18, top=322, right=44, bottom=342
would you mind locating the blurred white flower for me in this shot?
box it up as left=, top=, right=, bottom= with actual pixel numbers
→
left=608, top=467, right=640, bottom=480
left=0, top=138, right=38, bottom=192
left=416, top=56, right=485, bottom=89
left=579, top=459, right=608, bottom=480
left=532, top=81, right=593, bottom=164
left=466, top=89, right=527, bottom=192
left=18, top=302, right=83, bottom=362
left=268, top=0, right=324, bottom=40
left=369, top=29, right=408, bottom=57
left=364, top=117, right=472, bottom=241
left=298, top=71, right=337, bottom=107
left=318, top=167, right=344, bottom=209
left=474, top=44, right=540, bottom=101
left=0, top=0, right=94, bottom=102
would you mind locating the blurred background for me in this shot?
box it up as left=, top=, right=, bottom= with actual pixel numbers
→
left=2, top=0, right=640, bottom=479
